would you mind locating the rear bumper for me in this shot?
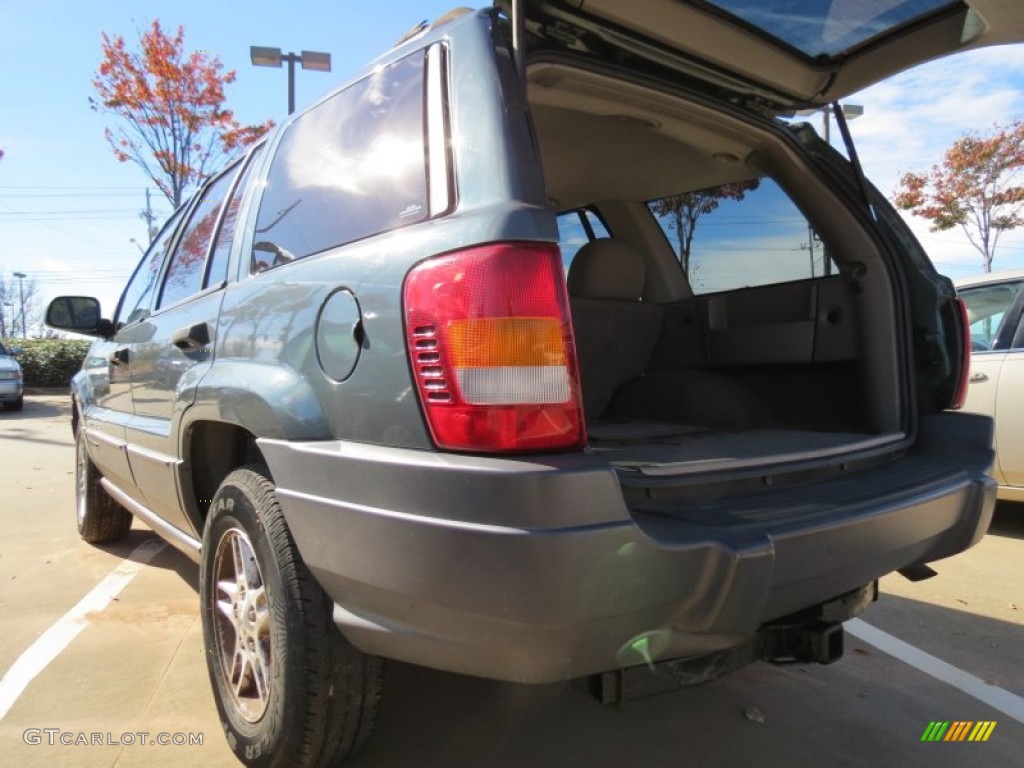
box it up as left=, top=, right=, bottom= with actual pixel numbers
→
left=0, top=381, right=23, bottom=402
left=258, top=412, right=995, bottom=683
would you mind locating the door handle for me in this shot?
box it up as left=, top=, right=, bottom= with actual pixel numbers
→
left=171, top=322, right=211, bottom=352
left=109, top=348, right=129, bottom=366
left=969, top=372, right=988, bottom=383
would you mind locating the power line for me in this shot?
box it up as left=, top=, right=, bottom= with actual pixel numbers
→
left=0, top=192, right=143, bottom=199
left=0, top=185, right=151, bottom=190
left=0, top=208, right=140, bottom=215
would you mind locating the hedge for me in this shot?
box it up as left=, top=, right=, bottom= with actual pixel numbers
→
left=6, top=338, right=91, bottom=388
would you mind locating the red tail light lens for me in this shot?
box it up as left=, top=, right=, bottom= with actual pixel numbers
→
left=403, top=243, right=584, bottom=452
left=949, top=297, right=971, bottom=410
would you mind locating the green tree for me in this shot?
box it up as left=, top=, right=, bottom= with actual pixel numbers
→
left=894, top=120, right=1024, bottom=273
left=91, top=20, right=272, bottom=208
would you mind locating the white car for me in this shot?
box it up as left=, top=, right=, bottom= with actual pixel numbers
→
left=957, top=269, right=1024, bottom=502
left=0, top=342, right=24, bottom=412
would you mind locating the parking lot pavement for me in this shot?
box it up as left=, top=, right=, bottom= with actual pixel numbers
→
left=2, top=393, right=1022, bottom=767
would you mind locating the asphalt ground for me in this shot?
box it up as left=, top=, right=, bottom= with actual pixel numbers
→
left=1, top=393, right=1022, bottom=767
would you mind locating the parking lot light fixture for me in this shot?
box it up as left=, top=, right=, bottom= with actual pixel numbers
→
left=249, top=46, right=332, bottom=115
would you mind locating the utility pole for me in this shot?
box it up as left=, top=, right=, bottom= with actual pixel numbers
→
left=12, top=271, right=27, bottom=338
left=140, top=188, right=157, bottom=244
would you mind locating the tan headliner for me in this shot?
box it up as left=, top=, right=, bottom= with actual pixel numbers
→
left=528, top=63, right=760, bottom=209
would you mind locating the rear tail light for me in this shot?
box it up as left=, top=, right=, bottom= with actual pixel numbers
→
left=403, top=242, right=584, bottom=452
left=949, top=297, right=971, bottom=410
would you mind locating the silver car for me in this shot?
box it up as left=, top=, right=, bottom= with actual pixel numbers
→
left=0, top=343, right=24, bottom=412
left=958, top=268, right=1024, bottom=502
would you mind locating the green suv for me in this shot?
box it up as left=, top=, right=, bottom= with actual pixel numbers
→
left=47, top=2, right=1016, bottom=765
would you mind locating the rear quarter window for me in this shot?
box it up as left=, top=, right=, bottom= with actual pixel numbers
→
left=649, top=178, right=835, bottom=295
left=252, top=51, right=428, bottom=269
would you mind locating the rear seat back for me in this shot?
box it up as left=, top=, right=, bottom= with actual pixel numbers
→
left=567, top=238, right=663, bottom=419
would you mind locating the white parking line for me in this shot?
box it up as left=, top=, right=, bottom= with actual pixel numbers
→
left=0, top=538, right=167, bottom=721
left=847, top=617, right=1024, bottom=723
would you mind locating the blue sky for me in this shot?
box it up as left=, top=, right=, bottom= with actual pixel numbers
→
left=1, top=2, right=1022, bottom=330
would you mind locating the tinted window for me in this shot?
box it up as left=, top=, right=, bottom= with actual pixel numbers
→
left=649, top=178, right=834, bottom=295
left=252, top=52, right=427, bottom=270
left=557, top=208, right=610, bottom=271
left=208, top=146, right=263, bottom=287
left=116, top=206, right=186, bottom=326
left=159, top=167, right=239, bottom=309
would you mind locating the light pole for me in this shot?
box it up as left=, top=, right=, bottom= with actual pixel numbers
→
left=250, top=47, right=332, bottom=115
left=821, top=103, right=864, bottom=145
left=12, top=271, right=27, bottom=338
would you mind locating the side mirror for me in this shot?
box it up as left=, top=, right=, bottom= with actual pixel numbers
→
left=46, top=296, right=114, bottom=338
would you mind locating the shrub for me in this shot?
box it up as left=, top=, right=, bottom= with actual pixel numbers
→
left=7, top=338, right=92, bottom=388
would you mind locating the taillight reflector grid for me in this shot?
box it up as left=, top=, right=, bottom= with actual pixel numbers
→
left=403, top=243, right=584, bottom=453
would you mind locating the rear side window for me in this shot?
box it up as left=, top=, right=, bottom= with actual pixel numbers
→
left=208, top=145, right=263, bottom=285
left=649, top=178, right=834, bottom=295
left=158, top=164, right=239, bottom=309
left=253, top=51, right=428, bottom=269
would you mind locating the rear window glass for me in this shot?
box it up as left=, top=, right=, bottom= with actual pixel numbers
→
left=253, top=51, right=427, bottom=268
left=705, top=0, right=954, bottom=58
left=649, top=178, right=836, bottom=295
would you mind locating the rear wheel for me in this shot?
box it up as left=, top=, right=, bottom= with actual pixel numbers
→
left=7, top=395, right=23, bottom=412
left=200, top=465, right=382, bottom=767
left=75, top=428, right=132, bottom=543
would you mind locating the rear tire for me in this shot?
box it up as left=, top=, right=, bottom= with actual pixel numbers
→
left=8, top=395, right=23, bottom=411
left=75, top=428, right=132, bottom=543
left=200, top=465, right=382, bottom=768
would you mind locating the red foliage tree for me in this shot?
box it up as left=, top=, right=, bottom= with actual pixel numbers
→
left=650, top=180, right=760, bottom=275
left=894, top=120, right=1024, bottom=274
left=91, top=20, right=272, bottom=208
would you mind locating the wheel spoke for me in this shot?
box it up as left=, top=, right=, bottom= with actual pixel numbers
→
left=214, top=581, right=235, bottom=626
left=216, top=578, right=238, bottom=601
left=232, top=649, right=250, bottom=699
left=251, top=586, right=270, bottom=633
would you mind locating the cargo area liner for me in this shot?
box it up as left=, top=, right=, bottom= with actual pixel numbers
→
left=527, top=59, right=907, bottom=482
